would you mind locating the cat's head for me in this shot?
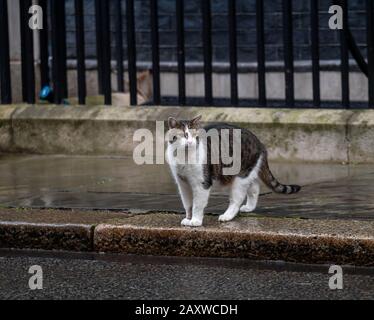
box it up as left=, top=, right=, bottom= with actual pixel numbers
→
left=167, top=115, right=202, bottom=148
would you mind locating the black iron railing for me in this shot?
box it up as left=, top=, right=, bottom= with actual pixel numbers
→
left=367, top=0, right=374, bottom=108
left=0, top=0, right=11, bottom=104
left=0, top=0, right=373, bottom=109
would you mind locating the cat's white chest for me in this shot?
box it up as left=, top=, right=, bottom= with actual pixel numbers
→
left=166, top=144, right=205, bottom=185
left=175, top=163, right=203, bottom=179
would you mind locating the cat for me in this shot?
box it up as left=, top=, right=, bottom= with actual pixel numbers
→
left=67, top=70, right=153, bottom=106
left=166, top=115, right=301, bottom=227
left=112, top=69, right=153, bottom=106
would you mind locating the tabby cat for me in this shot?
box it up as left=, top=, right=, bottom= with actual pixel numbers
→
left=167, top=115, right=301, bottom=227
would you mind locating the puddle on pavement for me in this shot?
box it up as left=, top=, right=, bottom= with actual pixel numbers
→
left=0, top=154, right=373, bottom=219
left=0, top=154, right=371, bottom=194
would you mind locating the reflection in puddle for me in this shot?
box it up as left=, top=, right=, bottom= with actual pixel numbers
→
left=0, top=154, right=373, bottom=220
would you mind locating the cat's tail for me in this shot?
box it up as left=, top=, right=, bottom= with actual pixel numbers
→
left=258, top=152, right=301, bottom=195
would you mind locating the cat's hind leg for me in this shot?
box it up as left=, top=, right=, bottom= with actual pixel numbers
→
left=240, top=180, right=260, bottom=213
left=219, top=177, right=248, bottom=222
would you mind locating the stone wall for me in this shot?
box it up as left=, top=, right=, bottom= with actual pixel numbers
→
left=1, top=105, right=373, bottom=164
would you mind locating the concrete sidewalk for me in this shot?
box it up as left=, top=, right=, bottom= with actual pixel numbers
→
left=0, top=154, right=373, bottom=265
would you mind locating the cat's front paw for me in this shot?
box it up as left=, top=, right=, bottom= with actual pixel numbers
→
left=181, top=218, right=203, bottom=227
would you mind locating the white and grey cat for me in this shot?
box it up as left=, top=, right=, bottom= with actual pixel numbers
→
left=166, top=115, right=301, bottom=227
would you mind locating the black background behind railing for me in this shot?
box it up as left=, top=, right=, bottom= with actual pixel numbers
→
left=0, top=0, right=373, bottom=108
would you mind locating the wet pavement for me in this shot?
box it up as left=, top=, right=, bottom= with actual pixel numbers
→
left=0, top=250, right=373, bottom=300
left=0, top=154, right=373, bottom=220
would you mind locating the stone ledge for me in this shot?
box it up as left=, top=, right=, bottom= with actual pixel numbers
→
left=348, top=110, right=374, bottom=163
left=0, top=104, right=353, bottom=124
left=0, top=104, right=374, bottom=163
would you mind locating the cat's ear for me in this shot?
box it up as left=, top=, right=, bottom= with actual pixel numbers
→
left=190, top=115, right=202, bottom=127
left=168, top=117, right=178, bottom=129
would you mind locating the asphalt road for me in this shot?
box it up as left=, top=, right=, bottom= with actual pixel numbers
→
left=0, top=250, right=373, bottom=300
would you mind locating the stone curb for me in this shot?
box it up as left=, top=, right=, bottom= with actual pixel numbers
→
left=0, top=222, right=93, bottom=252
left=0, top=104, right=373, bottom=163
left=0, top=209, right=373, bottom=266
left=94, top=224, right=374, bottom=266
left=0, top=208, right=130, bottom=252
left=93, top=214, right=374, bottom=266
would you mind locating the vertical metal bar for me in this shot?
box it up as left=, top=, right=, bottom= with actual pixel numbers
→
left=126, top=0, right=137, bottom=105
left=75, top=0, right=86, bottom=105
left=95, top=0, right=104, bottom=94
left=201, top=0, right=213, bottom=105
left=25, top=0, right=35, bottom=104
left=60, top=1, right=68, bottom=99
left=256, top=0, right=266, bottom=107
left=20, top=0, right=35, bottom=104
left=340, top=0, right=349, bottom=108
left=367, top=0, right=374, bottom=108
left=311, top=0, right=320, bottom=107
left=282, top=0, right=294, bottom=107
left=100, top=0, right=112, bottom=105
left=0, top=0, right=11, bottom=104
left=150, top=0, right=160, bottom=105
left=19, top=0, right=27, bottom=102
left=50, top=0, right=67, bottom=104
left=39, top=0, right=49, bottom=88
left=50, top=0, right=60, bottom=103
left=176, top=0, right=186, bottom=105
left=115, top=0, right=124, bottom=92
left=228, top=0, right=238, bottom=106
